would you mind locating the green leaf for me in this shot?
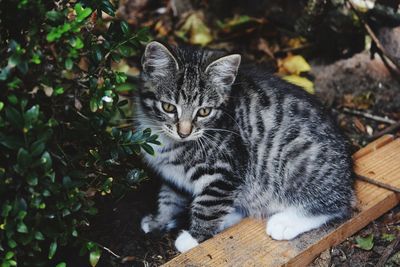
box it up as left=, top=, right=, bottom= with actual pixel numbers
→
left=34, top=231, right=45, bottom=240
left=5, top=251, right=14, bottom=260
left=26, top=173, right=38, bottom=186
left=5, top=106, right=23, bottom=128
left=24, top=105, right=40, bottom=125
left=70, top=37, right=84, bottom=49
left=90, top=98, right=98, bottom=112
left=65, top=58, right=73, bottom=70
left=46, top=10, right=63, bottom=22
left=120, top=21, right=129, bottom=34
left=355, top=234, right=374, bottom=250
left=101, top=1, right=115, bottom=16
left=75, top=3, right=92, bottom=22
left=56, top=263, right=67, bottom=267
left=0, top=134, right=24, bottom=150
left=382, top=233, right=396, bottom=242
left=89, top=248, right=101, bottom=267
left=49, top=241, right=57, bottom=259
left=17, top=148, right=31, bottom=170
left=1, top=204, right=12, bottom=217
left=118, top=44, right=134, bottom=57
left=54, top=86, right=64, bottom=96
left=141, top=143, right=154, bottom=155
left=47, top=23, right=71, bottom=42
left=40, top=152, right=52, bottom=172
left=8, top=239, right=17, bottom=249
left=31, top=140, right=46, bottom=157
left=17, top=221, right=28, bottom=233
left=93, top=46, right=103, bottom=62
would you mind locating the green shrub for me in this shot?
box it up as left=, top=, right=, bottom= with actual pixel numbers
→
left=0, top=1, right=157, bottom=266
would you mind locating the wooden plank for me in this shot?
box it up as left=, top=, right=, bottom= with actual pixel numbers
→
left=355, top=138, right=400, bottom=191
left=352, top=134, right=394, bottom=160
left=164, top=135, right=400, bottom=267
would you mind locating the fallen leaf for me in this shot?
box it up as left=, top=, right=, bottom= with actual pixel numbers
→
left=257, top=38, right=275, bottom=59
left=176, top=12, right=212, bottom=46
left=381, top=233, right=396, bottom=242
left=78, top=57, right=89, bottom=72
left=279, top=54, right=311, bottom=75
left=355, top=234, right=374, bottom=250
left=353, top=117, right=366, bottom=133
left=217, top=15, right=253, bottom=32
left=41, top=83, right=53, bottom=97
left=283, top=75, right=314, bottom=94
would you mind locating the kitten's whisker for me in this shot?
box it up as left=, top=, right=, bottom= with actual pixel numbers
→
left=203, top=128, right=241, bottom=137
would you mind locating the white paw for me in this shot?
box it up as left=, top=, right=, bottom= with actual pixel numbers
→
left=175, top=231, right=199, bottom=253
left=141, top=215, right=153, bottom=233
left=266, top=214, right=300, bottom=240
left=266, top=209, right=330, bottom=240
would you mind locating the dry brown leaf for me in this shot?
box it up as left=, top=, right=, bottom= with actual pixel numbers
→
left=353, top=117, right=366, bottom=133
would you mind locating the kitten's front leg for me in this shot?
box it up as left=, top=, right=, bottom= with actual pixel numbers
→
left=175, top=181, right=236, bottom=252
left=141, top=183, right=189, bottom=233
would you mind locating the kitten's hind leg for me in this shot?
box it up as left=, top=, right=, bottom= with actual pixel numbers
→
left=266, top=208, right=331, bottom=240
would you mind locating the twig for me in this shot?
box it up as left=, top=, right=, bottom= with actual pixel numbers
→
left=97, top=243, right=122, bottom=259
left=376, top=233, right=400, bottom=267
left=369, top=120, right=400, bottom=141
left=347, top=0, right=400, bottom=75
left=342, top=108, right=396, bottom=124
left=357, top=174, right=400, bottom=193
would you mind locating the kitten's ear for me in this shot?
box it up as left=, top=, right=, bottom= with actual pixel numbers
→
left=205, top=54, right=241, bottom=87
left=142, top=41, right=179, bottom=78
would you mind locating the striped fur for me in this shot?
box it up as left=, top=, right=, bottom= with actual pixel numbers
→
left=135, top=42, right=355, bottom=252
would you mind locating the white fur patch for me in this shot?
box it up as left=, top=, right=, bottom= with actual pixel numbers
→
left=266, top=208, right=330, bottom=240
left=140, top=215, right=152, bottom=233
left=175, top=231, right=199, bottom=253
left=219, top=211, right=244, bottom=231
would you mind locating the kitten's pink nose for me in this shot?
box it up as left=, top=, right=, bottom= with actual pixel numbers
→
left=177, top=120, right=192, bottom=138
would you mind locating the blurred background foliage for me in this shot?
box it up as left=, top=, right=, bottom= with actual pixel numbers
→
left=0, top=0, right=157, bottom=266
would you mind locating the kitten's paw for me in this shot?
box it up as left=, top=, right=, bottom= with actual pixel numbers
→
left=141, top=215, right=153, bottom=233
left=266, top=210, right=330, bottom=240
left=141, top=215, right=177, bottom=233
left=266, top=215, right=300, bottom=240
left=175, top=231, right=199, bottom=253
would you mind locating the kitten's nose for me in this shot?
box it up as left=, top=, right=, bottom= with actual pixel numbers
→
left=177, top=120, right=192, bottom=138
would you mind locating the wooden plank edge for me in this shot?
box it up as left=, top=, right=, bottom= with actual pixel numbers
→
left=286, top=191, right=400, bottom=266
left=352, top=134, right=394, bottom=160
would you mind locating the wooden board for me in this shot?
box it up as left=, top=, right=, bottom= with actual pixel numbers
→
left=163, top=135, right=400, bottom=267
left=355, top=138, right=400, bottom=191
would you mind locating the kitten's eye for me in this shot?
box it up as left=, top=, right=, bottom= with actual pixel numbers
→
left=197, top=107, right=212, bottom=117
left=161, top=102, right=176, bottom=113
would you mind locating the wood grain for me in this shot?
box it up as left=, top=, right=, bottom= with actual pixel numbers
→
left=163, top=135, right=400, bottom=267
left=355, top=138, right=400, bottom=191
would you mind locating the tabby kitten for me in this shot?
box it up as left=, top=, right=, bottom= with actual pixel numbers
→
left=136, top=41, right=355, bottom=253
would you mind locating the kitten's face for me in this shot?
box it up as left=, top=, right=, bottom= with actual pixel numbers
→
left=139, top=42, right=241, bottom=142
